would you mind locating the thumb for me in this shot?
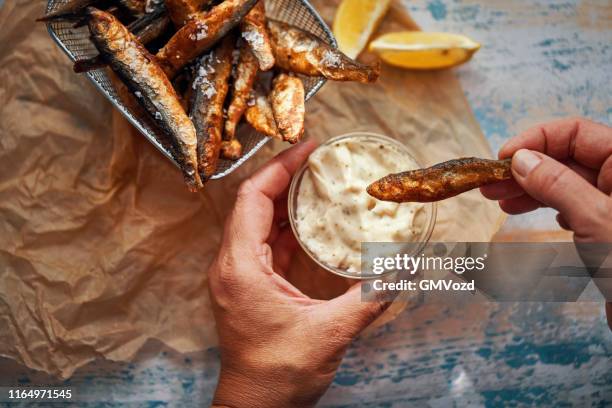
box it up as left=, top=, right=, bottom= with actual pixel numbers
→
left=322, top=283, right=394, bottom=339
left=512, top=149, right=612, bottom=242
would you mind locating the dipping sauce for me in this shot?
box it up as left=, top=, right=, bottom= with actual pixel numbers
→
left=294, top=136, right=425, bottom=274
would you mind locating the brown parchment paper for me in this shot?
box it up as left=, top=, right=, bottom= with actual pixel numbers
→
left=0, top=0, right=503, bottom=378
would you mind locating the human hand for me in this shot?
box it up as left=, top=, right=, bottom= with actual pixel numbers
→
left=209, top=140, right=393, bottom=408
left=480, top=117, right=612, bottom=329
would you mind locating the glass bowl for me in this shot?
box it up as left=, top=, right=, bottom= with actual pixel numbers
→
left=288, top=132, right=437, bottom=280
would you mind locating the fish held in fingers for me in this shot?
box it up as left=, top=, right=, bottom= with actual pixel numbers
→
left=270, top=73, right=305, bottom=144
left=367, top=158, right=513, bottom=203
left=268, top=20, right=380, bottom=83
left=223, top=43, right=259, bottom=157
left=245, top=85, right=280, bottom=140
left=87, top=7, right=202, bottom=190
left=240, top=0, right=275, bottom=71
left=156, top=0, right=258, bottom=78
left=190, top=36, right=234, bottom=180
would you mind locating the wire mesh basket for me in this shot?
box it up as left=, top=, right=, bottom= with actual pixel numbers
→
left=45, top=0, right=336, bottom=180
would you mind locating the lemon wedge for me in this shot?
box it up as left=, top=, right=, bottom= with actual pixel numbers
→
left=369, top=31, right=481, bottom=70
left=333, top=0, right=392, bottom=59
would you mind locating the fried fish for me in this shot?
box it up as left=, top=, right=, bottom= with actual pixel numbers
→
left=244, top=84, right=280, bottom=140
left=367, top=158, right=513, bottom=203
left=222, top=43, right=259, bottom=159
left=156, top=0, right=258, bottom=78
left=87, top=7, right=202, bottom=190
left=165, top=0, right=212, bottom=27
left=269, top=73, right=305, bottom=144
left=190, top=35, right=234, bottom=180
left=240, top=0, right=275, bottom=71
left=268, top=20, right=380, bottom=83
left=75, top=8, right=170, bottom=73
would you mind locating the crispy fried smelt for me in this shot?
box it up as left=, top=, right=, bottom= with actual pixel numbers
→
left=367, top=158, right=512, bottom=203
left=87, top=8, right=202, bottom=191
left=156, top=0, right=258, bottom=78
left=269, top=74, right=305, bottom=144
left=268, top=20, right=380, bottom=83
left=222, top=44, right=259, bottom=159
left=75, top=10, right=170, bottom=73
left=165, top=0, right=212, bottom=27
left=245, top=85, right=280, bottom=139
left=240, top=0, right=275, bottom=71
left=190, top=36, right=234, bottom=180
left=37, top=0, right=96, bottom=21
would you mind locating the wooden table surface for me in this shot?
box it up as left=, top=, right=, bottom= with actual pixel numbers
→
left=1, top=0, right=611, bottom=406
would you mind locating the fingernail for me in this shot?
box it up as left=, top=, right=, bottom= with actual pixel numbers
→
left=513, top=149, right=542, bottom=177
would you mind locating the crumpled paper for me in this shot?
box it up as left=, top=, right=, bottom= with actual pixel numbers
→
left=0, top=0, right=502, bottom=378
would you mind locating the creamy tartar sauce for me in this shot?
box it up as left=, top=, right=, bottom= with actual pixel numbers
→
left=295, top=138, right=424, bottom=273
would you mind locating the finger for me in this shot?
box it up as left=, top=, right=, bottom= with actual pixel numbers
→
left=499, top=195, right=542, bottom=215
left=480, top=179, right=525, bottom=201
left=481, top=161, right=598, bottom=202
left=564, top=159, right=599, bottom=186
left=267, top=223, right=280, bottom=245
left=271, top=227, right=300, bottom=277
left=273, top=195, right=289, bottom=224
left=229, top=140, right=318, bottom=245
left=320, top=283, right=393, bottom=339
left=246, top=139, right=318, bottom=201
left=556, top=213, right=570, bottom=230
left=598, top=156, right=612, bottom=195
left=268, top=196, right=290, bottom=244
left=511, top=149, right=612, bottom=240
left=499, top=118, right=612, bottom=170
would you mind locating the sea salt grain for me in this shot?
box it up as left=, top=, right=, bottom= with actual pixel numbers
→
left=189, top=22, right=209, bottom=41
left=192, top=54, right=217, bottom=90
left=155, top=112, right=162, bottom=120
left=321, top=50, right=342, bottom=67
left=201, top=79, right=217, bottom=99
left=242, top=30, right=264, bottom=49
left=135, top=91, right=142, bottom=98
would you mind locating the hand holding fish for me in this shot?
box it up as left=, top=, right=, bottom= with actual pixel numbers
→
left=481, top=117, right=612, bottom=330
left=480, top=117, right=612, bottom=243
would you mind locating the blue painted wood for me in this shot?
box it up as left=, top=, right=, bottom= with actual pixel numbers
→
left=1, top=1, right=610, bottom=407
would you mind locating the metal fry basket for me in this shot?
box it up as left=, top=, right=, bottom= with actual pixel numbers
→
left=45, top=0, right=336, bottom=180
